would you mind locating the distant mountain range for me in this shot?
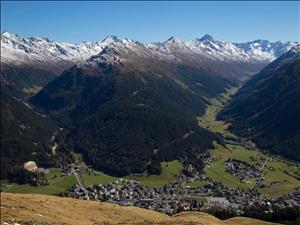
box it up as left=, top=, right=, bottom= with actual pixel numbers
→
left=219, top=46, right=300, bottom=161
left=1, top=31, right=296, bottom=75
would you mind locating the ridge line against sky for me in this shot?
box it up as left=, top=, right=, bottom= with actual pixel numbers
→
left=1, top=31, right=299, bottom=46
left=1, top=1, right=299, bottom=43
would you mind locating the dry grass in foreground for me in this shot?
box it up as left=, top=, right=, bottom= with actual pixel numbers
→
left=1, top=193, right=280, bottom=225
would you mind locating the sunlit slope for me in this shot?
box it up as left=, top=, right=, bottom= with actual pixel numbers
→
left=1, top=193, right=281, bottom=225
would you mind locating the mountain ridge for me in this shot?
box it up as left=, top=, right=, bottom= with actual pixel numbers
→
left=2, top=31, right=297, bottom=76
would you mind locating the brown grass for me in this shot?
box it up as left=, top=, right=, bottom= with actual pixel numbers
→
left=1, top=193, right=281, bottom=225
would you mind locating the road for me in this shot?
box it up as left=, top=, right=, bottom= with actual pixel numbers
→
left=260, top=157, right=269, bottom=172
left=71, top=168, right=88, bottom=194
left=71, top=168, right=84, bottom=187
left=50, top=128, right=64, bottom=155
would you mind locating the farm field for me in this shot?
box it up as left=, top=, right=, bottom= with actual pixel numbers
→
left=81, top=173, right=117, bottom=186
left=185, top=181, right=207, bottom=188
left=127, top=160, right=183, bottom=188
left=259, top=160, right=300, bottom=196
left=198, top=87, right=238, bottom=138
left=204, top=144, right=256, bottom=189
left=1, top=169, right=77, bottom=195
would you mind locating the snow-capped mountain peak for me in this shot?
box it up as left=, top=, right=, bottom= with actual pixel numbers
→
left=102, top=35, right=121, bottom=44
left=2, top=31, right=17, bottom=39
left=1, top=32, right=297, bottom=74
left=1, top=32, right=108, bottom=72
left=291, top=44, right=300, bottom=53
left=165, top=36, right=182, bottom=44
left=198, top=33, right=215, bottom=42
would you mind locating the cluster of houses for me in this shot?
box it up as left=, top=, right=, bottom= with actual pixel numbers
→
left=270, top=189, right=300, bottom=209
left=225, top=159, right=262, bottom=184
left=64, top=170, right=300, bottom=216
left=66, top=177, right=207, bottom=214
left=59, top=135, right=300, bottom=216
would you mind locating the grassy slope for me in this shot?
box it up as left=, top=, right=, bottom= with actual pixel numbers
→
left=226, top=217, right=281, bottom=225
left=1, top=193, right=281, bottom=225
left=260, top=160, right=300, bottom=196
left=2, top=169, right=77, bottom=195
left=127, top=160, right=183, bottom=187
left=201, top=88, right=300, bottom=195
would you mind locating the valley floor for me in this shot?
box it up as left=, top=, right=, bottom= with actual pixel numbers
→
left=199, top=87, right=300, bottom=196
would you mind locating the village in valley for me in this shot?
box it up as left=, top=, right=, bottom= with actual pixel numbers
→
left=2, top=88, right=300, bottom=218
left=63, top=169, right=300, bottom=216
left=60, top=92, right=300, bottom=217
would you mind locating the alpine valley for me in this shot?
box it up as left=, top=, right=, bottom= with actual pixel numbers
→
left=1, top=31, right=300, bottom=224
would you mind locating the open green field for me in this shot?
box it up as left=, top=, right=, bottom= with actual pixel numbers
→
left=185, top=181, right=207, bottom=188
left=201, top=88, right=300, bottom=195
left=204, top=142, right=300, bottom=195
left=204, top=144, right=256, bottom=189
left=229, top=144, right=265, bottom=165
left=81, top=173, right=116, bottom=186
left=1, top=168, right=117, bottom=195
left=1, top=169, right=77, bottom=195
left=198, top=87, right=238, bottom=138
left=127, top=160, right=183, bottom=187
left=259, top=159, right=300, bottom=196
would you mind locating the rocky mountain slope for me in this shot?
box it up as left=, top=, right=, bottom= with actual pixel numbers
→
left=1, top=193, right=280, bottom=225
left=219, top=46, right=300, bottom=161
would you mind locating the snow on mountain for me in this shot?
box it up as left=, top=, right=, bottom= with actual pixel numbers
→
left=186, top=35, right=250, bottom=62
left=1, top=32, right=297, bottom=72
left=186, top=34, right=297, bottom=62
left=234, top=39, right=297, bottom=61
left=291, top=44, right=300, bottom=53
left=1, top=32, right=106, bottom=70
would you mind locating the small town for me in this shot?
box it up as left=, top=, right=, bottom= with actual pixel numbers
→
left=63, top=169, right=300, bottom=216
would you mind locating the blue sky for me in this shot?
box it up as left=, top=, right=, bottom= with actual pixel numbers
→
left=1, top=1, right=299, bottom=43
